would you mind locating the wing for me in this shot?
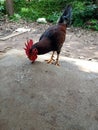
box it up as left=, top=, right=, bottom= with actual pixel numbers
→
left=39, top=25, right=65, bottom=51
left=39, top=26, right=55, bottom=41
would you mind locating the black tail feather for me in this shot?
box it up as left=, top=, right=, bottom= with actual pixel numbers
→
left=58, top=5, right=72, bottom=26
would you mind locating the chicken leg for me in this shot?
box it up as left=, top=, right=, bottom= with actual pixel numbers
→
left=55, top=53, right=60, bottom=66
left=45, top=51, right=55, bottom=64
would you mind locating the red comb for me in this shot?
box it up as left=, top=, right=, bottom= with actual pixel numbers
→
left=24, top=39, right=33, bottom=56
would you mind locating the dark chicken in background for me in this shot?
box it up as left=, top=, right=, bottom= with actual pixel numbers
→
left=24, top=5, right=72, bottom=66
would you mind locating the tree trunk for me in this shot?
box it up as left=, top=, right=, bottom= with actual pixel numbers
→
left=6, top=0, right=14, bottom=16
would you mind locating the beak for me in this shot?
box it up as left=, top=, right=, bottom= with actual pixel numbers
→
left=31, top=61, right=35, bottom=63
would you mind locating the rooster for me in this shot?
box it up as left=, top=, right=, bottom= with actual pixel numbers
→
left=24, top=5, right=72, bottom=66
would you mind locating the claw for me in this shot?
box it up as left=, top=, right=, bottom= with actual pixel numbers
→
left=54, top=61, right=60, bottom=66
left=45, top=51, right=55, bottom=64
left=45, top=51, right=60, bottom=66
left=45, top=58, right=55, bottom=64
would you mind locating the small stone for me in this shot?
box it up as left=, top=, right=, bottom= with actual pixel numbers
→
left=37, top=18, right=47, bottom=24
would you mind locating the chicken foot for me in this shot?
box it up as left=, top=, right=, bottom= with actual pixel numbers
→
left=45, top=51, right=55, bottom=64
left=45, top=51, right=60, bottom=66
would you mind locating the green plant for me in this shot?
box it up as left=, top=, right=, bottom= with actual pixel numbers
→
left=0, top=0, right=5, bottom=18
left=85, top=19, right=98, bottom=31
left=1, top=0, right=97, bottom=31
left=10, top=13, right=21, bottom=21
left=14, top=0, right=67, bottom=22
left=72, top=1, right=98, bottom=27
left=47, top=12, right=61, bottom=23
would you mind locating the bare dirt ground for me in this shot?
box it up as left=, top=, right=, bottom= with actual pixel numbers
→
left=0, top=20, right=98, bottom=130
left=0, top=20, right=98, bottom=61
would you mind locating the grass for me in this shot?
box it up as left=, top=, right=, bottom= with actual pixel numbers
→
left=1, top=0, right=98, bottom=30
left=13, top=0, right=67, bottom=23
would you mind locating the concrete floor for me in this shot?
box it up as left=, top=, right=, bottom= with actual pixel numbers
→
left=0, top=49, right=98, bottom=130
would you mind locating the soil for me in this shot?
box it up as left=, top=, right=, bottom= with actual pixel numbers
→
left=0, top=19, right=98, bottom=61
left=0, top=20, right=98, bottom=130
